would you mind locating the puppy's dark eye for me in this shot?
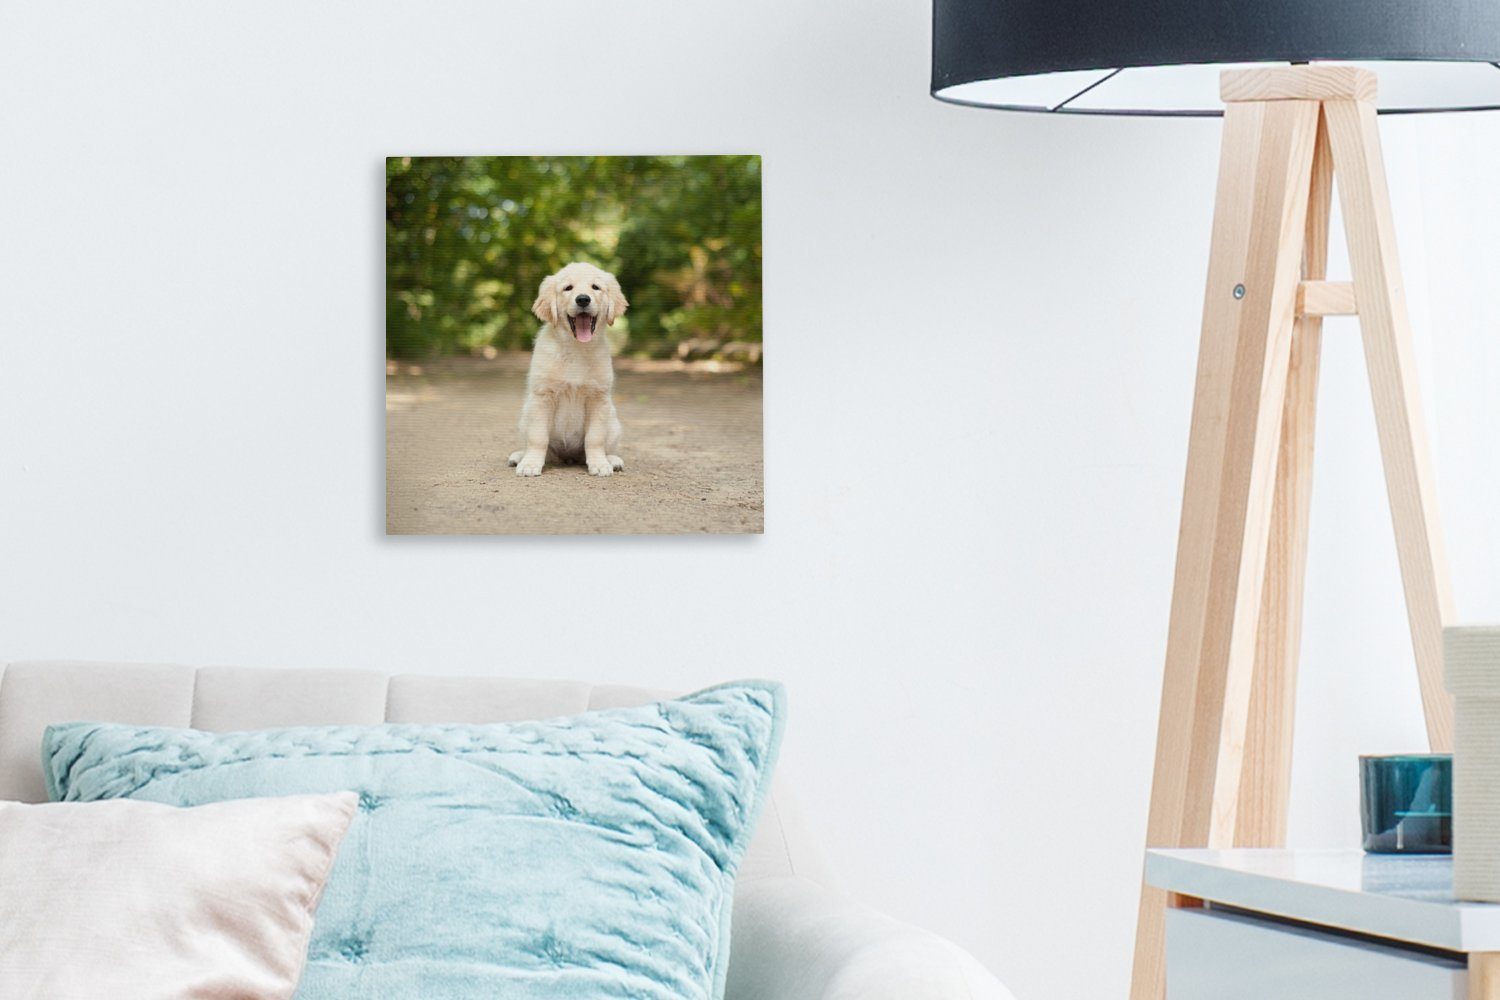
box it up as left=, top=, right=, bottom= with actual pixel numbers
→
left=562, top=284, right=573, bottom=291
left=591, top=284, right=600, bottom=291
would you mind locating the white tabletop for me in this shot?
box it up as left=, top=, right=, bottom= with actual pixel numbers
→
left=1146, top=848, right=1500, bottom=953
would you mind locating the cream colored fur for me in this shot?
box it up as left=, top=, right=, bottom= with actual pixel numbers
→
left=508, top=262, right=629, bottom=477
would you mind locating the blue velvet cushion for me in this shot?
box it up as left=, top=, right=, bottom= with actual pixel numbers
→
left=43, top=681, right=784, bottom=1000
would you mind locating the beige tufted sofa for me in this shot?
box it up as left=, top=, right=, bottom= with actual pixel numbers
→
left=0, top=660, right=1013, bottom=1000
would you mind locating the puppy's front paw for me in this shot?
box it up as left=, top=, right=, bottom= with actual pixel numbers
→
left=515, top=454, right=545, bottom=477
left=587, top=458, right=614, bottom=477
left=607, top=455, right=624, bottom=472
left=507, top=451, right=523, bottom=468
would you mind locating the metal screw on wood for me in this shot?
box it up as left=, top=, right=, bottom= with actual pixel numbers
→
left=1233, top=283, right=1246, bottom=299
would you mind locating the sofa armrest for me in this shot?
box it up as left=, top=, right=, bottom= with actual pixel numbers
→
left=725, top=876, right=1016, bottom=1000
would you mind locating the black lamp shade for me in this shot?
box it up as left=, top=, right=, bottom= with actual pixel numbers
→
left=932, top=0, right=1500, bottom=115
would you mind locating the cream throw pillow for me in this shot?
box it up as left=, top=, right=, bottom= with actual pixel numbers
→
left=0, top=792, right=357, bottom=1000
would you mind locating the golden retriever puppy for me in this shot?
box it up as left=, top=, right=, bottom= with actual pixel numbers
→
left=508, top=262, right=629, bottom=477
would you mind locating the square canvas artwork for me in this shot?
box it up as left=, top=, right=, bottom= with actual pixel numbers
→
left=386, top=155, right=763, bottom=535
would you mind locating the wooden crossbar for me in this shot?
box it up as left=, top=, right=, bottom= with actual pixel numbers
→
left=1296, top=280, right=1357, bottom=317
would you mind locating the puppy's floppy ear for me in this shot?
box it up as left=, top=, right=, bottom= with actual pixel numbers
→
left=532, top=275, right=559, bottom=325
left=601, top=273, right=629, bottom=327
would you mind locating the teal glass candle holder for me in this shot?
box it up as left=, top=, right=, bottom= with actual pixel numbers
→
left=1359, top=754, right=1452, bottom=854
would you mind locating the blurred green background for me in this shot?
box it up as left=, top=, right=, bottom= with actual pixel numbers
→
left=386, top=155, right=762, bottom=360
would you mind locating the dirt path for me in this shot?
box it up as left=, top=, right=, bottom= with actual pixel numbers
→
left=386, top=354, right=763, bottom=535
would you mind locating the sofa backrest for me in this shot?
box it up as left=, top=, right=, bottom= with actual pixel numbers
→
left=0, top=660, right=808, bottom=885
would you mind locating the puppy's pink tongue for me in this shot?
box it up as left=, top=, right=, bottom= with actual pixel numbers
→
left=575, top=317, right=594, bottom=342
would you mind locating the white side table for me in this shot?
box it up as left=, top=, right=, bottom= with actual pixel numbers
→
left=1146, top=848, right=1500, bottom=1000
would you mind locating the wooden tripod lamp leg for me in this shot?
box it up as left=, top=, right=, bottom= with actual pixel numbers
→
left=1129, top=95, right=1320, bottom=1000
left=1323, top=98, right=1457, bottom=750
left=1235, top=115, right=1334, bottom=848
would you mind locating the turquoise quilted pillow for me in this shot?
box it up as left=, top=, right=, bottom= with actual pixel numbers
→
left=43, top=681, right=784, bottom=1000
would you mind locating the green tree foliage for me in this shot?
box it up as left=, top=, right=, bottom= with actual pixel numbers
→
left=386, top=155, right=762, bottom=359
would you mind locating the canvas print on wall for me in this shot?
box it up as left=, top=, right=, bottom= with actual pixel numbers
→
left=386, top=155, right=763, bottom=535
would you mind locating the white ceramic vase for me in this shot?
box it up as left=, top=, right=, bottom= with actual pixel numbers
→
left=1447, top=625, right=1500, bottom=902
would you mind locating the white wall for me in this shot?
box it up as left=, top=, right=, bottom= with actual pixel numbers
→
left=2, top=3, right=1498, bottom=998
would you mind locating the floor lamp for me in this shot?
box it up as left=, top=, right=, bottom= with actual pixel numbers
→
left=930, top=4, right=1500, bottom=997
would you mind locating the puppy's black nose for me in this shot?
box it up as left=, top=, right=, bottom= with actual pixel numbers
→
left=575, top=294, right=591, bottom=307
